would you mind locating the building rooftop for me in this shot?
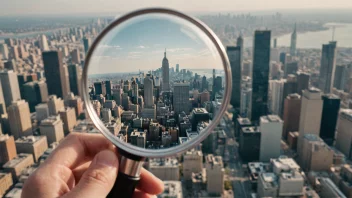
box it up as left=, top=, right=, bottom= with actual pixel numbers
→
left=248, top=162, right=270, bottom=175
left=0, top=134, right=12, bottom=141
left=3, top=153, right=32, bottom=168
left=15, top=136, right=45, bottom=144
left=40, top=115, right=62, bottom=125
left=149, top=158, right=178, bottom=168
left=159, top=181, right=183, bottom=198
left=237, top=117, right=252, bottom=125
left=341, top=109, right=352, bottom=120
left=242, top=126, right=260, bottom=133
left=303, top=134, right=323, bottom=142
left=287, top=93, right=301, bottom=99
left=192, top=108, right=208, bottom=114
left=271, top=156, right=300, bottom=173
left=261, top=115, right=283, bottom=123
left=323, top=94, right=340, bottom=100
left=260, top=173, right=278, bottom=188
left=205, top=154, right=223, bottom=167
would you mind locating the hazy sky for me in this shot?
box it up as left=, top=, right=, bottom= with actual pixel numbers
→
left=88, top=15, right=223, bottom=74
left=1, top=0, right=352, bottom=16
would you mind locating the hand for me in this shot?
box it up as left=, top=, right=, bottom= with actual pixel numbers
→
left=22, top=133, right=164, bottom=198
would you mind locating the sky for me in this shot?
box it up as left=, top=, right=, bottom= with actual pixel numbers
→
left=88, top=15, right=223, bottom=74
left=1, top=0, right=352, bottom=16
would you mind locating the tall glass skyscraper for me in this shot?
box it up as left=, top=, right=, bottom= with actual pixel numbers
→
left=319, top=41, right=337, bottom=93
left=320, top=94, right=340, bottom=145
left=227, top=46, right=241, bottom=109
left=250, top=30, right=271, bottom=122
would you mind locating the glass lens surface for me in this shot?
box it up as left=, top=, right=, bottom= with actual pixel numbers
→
left=86, top=12, right=228, bottom=153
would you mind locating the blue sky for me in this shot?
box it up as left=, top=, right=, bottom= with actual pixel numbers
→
left=88, top=14, right=223, bottom=74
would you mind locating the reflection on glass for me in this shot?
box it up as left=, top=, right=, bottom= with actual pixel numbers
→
left=87, top=14, right=225, bottom=150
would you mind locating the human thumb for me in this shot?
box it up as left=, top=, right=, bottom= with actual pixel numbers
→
left=64, top=150, right=119, bottom=198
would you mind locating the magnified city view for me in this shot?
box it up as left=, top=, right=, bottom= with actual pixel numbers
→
left=1, top=2, right=352, bottom=198
left=87, top=17, right=225, bottom=150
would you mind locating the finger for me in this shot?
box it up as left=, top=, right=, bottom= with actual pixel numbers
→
left=133, top=189, right=157, bottom=198
left=137, top=168, right=164, bottom=195
left=63, top=150, right=118, bottom=198
left=45, top=133, right=115, bottom=169
left=72, top=161, right=91, bottom=183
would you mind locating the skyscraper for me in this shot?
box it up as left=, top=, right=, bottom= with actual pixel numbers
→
left=259, top=115, right=283, bottom=162
left=94, top=81, right=106, bottom=96
left=297, top=71, right=310, bottom=95
left=39, top=115, right=64, bottom=145
left=283, top=94, right=301, bottom=139
left=0, top=135, right=17, bottom=166
left=334, top=65, right=346, bottom=90
left=0, top=44, right=9, bottom=59
left=240, top=87, right=252, bottom=118
left=68, top=64, right=82, bottom=96
left=227, top=46, right=241, bottom=109
left=284, top=61, right=298, bottom=77
left=105, top=80, right=112, bottom=98
left=23, top=81, right=49, bottom=112
left=0, top=81, right=6, bottom=115
left=281, top=75, right=298, bottom=117
left=43, top=51, right=70, bottom=98
left=7, top=100, right=32, bottom=139
left=83, top=37, right=91, bottom=54
left=319, top=41, right=337, bottom=93
left=176, top=64, right=179, bottom=73
left=144, top=74, right=154, bottom=108
left=237, top=35, right=244, bottom=63
left=201, top=76, right=208, bottom=91
left=70, top=49, right=80, bottom=64
left=0, top=70, right=21, bottom=108
left=290, top=24, right=297, bottom=56
left=251, top=30, right=271, bottom=122
left=131, top=79, right=138, bottom=104
left=335, top=109, right=352, bottom=159
left=298, top=88, right=323, bottom=161
left=39, top=34, right=49, bottom=51
left=320, top=94, right=340, bottom=145
left=269, top=79, right=285, bottom=115
left=162, top=50, right=170, bottom=91
left=173, top=82, right=190, bottom=114
left=213, top=76, right=222, bottom=98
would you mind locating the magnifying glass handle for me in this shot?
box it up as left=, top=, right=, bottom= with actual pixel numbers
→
left=107, top=153, right=144, bottom=198
left=107, top=172, right=140, bottom=198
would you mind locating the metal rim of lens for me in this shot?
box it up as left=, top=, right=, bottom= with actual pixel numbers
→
left=82, top=7, right=232, bottom=158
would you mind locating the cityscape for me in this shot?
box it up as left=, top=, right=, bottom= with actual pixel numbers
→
left=1, top=6, right=352, bottom=198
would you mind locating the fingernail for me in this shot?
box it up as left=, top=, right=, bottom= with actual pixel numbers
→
left=95, top=150, right=118, bottom=168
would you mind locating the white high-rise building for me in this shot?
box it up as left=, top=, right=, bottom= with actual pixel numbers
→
left=0, top=70, right=21, bottom=107
left=335, top=109, right=352, bottom=159
left=0, top=44, right=9, bottom=59
left=259, top=115, right=283, bottom=162
left=298, top=87, right=323, bottom=162
left=39, top=34, right=49, bottom=51
left=8, top=100, right=32, bottom=139
left=162, top=50, right=170, bottom=91
left=102, top=108, right=112, bottom=123
left=269, top=79, right=285, bottom=115
left=205, top=154, right=224, bottom=195
left=144, top=74, right=154, bottom=108
left=173, top=82, right=189, bottom=114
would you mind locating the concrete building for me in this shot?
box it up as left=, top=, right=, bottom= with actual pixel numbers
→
left=259, top=115, right=283, bottom=162
left=47, top=95, right=64, bottom=116
left=91, top=100, right=101, bottom=117
left=149, top=158, right=179, bottom=181
left=301, top=134, right=334, bottom=171
left=173, top=82, right=190, bottom=114
left=105, top=121, right=121, bottom=136
left=159, top=181, right=183, bottom=198
left=240, top=87, right=252, bottom=118
left=257, top=173, right=278, bottom=197
left=0, top=172, right=13, bottom=197
left=183, top=149, right=203, bottom=180
left=315, top=177, right=345, bottom=198
left=39, top=115, right=64, bottom=145
left=336, top=109, right=352, bottom=159
left=297, top=71, right=310, bottom=95
left=298, top=88, right=323, bottom=158
left=102, top=108, right=112, bottom=123
left=149, top=122, right=160, bottom=141
left=7, top=100, right=32, bottom=139
left=35, top=103, right=49, bottom=122
left=235, top=117, right=252, bottom=138
left=2, top=153, right=34, bottom=182
left=0, top=70, right=21, bottom=108
left=65, top=93, right=84, bottom=117
left=283, top=94, right=301, bottom=139
left=0, top=135, right=17, bottom=166
left=15, top=136, right=48, bottom=162
left=161, top=132, right=172, bottom=147
left=59, top=107, right=77, bottom=134
left=205, top=154, right=224, bottom=195
left=130, top=131, right=146, bottom=148
left=331, top=164, right=352, bottom=197
left=269, top=79, right=285, bottom=115
left=22, top=80, right=48, bottom=112
left=144, top=74, right=154, bottom=108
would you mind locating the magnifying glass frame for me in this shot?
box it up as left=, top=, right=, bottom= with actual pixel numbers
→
left=82, top=7, right=232, bottom=158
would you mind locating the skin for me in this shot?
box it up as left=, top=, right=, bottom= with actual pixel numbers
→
left=21, top=133, right=164, bottom=198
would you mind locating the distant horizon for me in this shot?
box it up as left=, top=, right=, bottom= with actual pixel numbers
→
left=0, top=7, right=352, bottom=17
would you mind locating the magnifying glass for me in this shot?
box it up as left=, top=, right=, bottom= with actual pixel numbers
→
left=82, top=8, right=231, bottom=198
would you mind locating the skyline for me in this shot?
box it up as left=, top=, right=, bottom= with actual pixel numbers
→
left=1, top=0, right=352, bottom=16
left=88, top=17, right=223, bottom=74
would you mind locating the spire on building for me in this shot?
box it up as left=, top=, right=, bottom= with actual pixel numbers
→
left=164, top=48, right=166, bottom=58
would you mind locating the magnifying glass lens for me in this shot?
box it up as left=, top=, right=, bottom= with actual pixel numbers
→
left=86, top=12, right=228, bottom=155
